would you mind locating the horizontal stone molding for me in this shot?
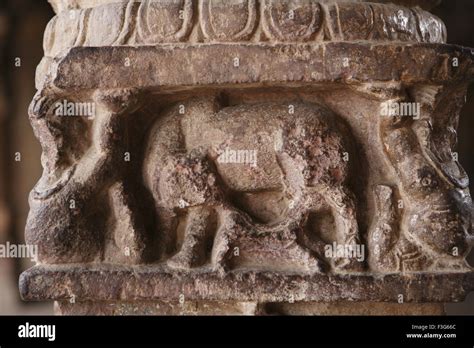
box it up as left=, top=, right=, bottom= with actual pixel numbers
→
left=20, top=265, right=474, bottom=302
left=37, top=43, right=474, bottom=92
left=43, top=0, right=447, bottom=58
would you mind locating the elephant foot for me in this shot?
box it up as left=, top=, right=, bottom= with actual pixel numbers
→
left=334, top=257, right=365, bottom=273
left=307, top=258, right=326, bottom=274
left=166, top=236, right=213, bottom=270
left=167, top=249, right=198, bottom=270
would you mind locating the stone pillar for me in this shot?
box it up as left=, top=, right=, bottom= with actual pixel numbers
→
left=20, top=0, right=474, bottom=315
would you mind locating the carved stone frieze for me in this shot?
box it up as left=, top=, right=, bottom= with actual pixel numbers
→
left=43, top=0, right=446, bottom=57
left=21, top=0, right=474, bottom=315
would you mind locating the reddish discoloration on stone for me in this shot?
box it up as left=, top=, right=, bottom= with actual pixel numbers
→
left=23, top=0, right=474, bottom=315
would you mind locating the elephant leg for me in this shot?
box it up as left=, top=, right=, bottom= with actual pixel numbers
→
left=167, top=206, right=217, bottom=269
left=322, top=185, right=364, bottom=272
left=369, top=185, right=400, bottom=272
left=107, top=182, right=150, bottom=264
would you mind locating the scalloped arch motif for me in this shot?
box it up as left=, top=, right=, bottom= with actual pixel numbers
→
left=43, top=0, right=447, bottom=57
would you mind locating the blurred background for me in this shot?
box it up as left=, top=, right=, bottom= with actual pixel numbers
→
left=0, top=0, right=473, bottom=315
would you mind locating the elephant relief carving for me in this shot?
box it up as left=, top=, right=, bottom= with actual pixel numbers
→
left=144, top=97, right=363, bottom=274
left=372, top=86, right=473, bottom=272
left=25, top=89, right=151, bottom=264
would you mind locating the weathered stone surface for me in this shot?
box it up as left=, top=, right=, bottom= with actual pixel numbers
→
left=20, top=264, right=474, bottom=302
left=36, top=43, right=474, bottom=92
left=22, top=0, right=474, bottom=315
left=55, top=300, right=445, bottom=315
left=55, top=300, right=260, bottom=315
left=42, top=0, right=447, bottom=58
left=47, top=0, right=443, bottom=13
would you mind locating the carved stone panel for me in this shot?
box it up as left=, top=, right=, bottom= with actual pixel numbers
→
left=21, top=0, right=474, bottom=315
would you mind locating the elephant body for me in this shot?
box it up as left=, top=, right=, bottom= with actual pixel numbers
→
left=144, top=98, right=361, bottom=271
